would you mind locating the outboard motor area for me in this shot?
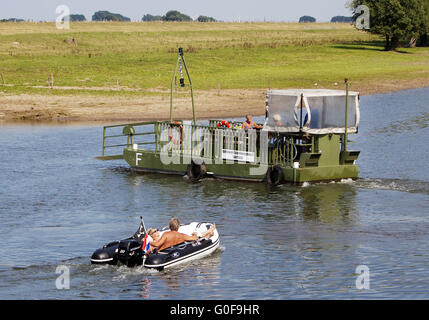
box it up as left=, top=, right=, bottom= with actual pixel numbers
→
left=91, top=218, right=146, bottom=266
left=91, top=241, right=120, bottom=265
left=117, top=239, right=143, bottom=267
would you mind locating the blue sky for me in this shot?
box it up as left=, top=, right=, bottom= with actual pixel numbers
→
left=1, top=0, right=352, bottom=22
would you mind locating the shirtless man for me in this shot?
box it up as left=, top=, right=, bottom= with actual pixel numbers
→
left=242, top=115, right=263, bottom=130
left=149, top=218, right=216, bottom=252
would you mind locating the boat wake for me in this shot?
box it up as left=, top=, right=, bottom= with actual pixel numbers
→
left=299, top=177, right=429, bottom=195
left=343, top=177, right=429, bottom=195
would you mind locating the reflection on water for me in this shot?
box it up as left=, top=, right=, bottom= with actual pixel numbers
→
left=298, top=183, right=357, bottom=224
left=0, top=87, right=429, bottom=299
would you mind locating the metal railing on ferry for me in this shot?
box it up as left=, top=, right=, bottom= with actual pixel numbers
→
left=97, top=121, right=313, bottom=169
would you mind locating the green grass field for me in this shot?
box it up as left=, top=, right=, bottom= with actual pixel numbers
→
left=1, top=21, right=429, bottom=97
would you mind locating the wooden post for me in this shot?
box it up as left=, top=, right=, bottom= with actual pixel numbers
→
left=51, top=73, right=54, bottom=89
left=1, top=73, right=4, bottom=85
left=217, top=82, right=221, bottom=96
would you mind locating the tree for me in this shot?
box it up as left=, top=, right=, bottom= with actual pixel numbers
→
left=1, top=18, right=24, bottom=22
left=421, top=0, right=429, bottom=45
left=162, top=10, right=193, bottom=22
left=197, top=15, right=216, bottom=22
left=349, top=0, right=426, bottom=50
left=299, top=16, right=316, bottom=23
left=92, top=11, right=131, bottom=22
left=142, top=14, right=162, bottom=22
left=331, top=16, right=353, bottom=23
left=68, top=14, right=86, bottom=22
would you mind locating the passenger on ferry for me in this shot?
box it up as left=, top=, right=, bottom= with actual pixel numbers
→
left=273, top=114, right=283, bottom=127
left=242, top=115, right=263, bottom=130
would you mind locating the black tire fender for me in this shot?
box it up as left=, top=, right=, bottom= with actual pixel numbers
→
left=266, top=165, right=284, bottom=185
left=187, top=161, right=207, bottom=182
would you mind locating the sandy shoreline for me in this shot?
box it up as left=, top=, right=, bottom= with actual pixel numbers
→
left=1, top=78, right=429, bottom=122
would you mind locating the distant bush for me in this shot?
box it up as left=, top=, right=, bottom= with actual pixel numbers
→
left=142, top=14, right=162, bottom=22
left=1, top=18, right=25, bottom=22
left=92, top=11, right=131, bottom=22
left=299, top=16, right=316, bottom=23
left=197, top=15, right=216, bottom=22
left=162, top=10, right=192, bottom=22
left=331, top=16, right=353, bottom=23
left=68, top=14, right=87, bottom=22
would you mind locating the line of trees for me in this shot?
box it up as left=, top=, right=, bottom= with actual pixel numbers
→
left=142, top=10, right=217, bottom=22
left=69, top=14, right=86, bottom=22
left=60, top=11, right=131, bottom=22
left=348, top=0, right=429, bottom=50
left=0, top=18, right=25, bottom=22
left=142, top=14, right=163, bottom=22
left=92, top=11, right=131, bottom=22
left=299, top=15, right=356, bottom=23
left=331, top=16, right=353, bottom=23
left=63, top=10, right=218, bottom=22
left=197, top=15, right=217, bottom=22
left=299, top=16, right=353, bottom=23
left=299, top=16, right=316, bottom=23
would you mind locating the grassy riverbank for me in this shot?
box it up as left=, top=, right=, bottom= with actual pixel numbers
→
left=1, top=22, right=429, bottom=121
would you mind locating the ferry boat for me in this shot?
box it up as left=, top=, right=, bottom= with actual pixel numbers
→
left=96, top=49, right=360, bottom=185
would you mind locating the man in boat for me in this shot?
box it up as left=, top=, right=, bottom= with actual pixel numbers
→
left=242, top=115, right=263, bottom=130
left=147, top=228, right=161, bottom=241
left=148, top=217, right=216, bottom=252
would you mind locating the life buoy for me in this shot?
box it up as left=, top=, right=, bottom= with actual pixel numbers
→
left=216, top=120, right=232, bottom=129
left=266, top=165, right=284, bottom=186
left=168, top=121, right=183, bottom=145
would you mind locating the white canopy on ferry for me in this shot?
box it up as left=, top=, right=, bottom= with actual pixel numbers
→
left=264, top=89, right=360, bottom=134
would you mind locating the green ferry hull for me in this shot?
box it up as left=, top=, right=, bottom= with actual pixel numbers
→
left=124, top=148, right=358, bottom=184
left=283, top=165, right=359, bottom=184
left=124, top=148, right=266, bottom=182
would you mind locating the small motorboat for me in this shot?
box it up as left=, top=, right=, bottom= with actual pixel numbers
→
left=91, top=219, right=220, bottom=270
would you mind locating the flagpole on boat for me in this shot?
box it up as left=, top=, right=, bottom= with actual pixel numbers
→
left=140, top=216, right=147, bottom=233
left=140, top=216, right=147, bottom=267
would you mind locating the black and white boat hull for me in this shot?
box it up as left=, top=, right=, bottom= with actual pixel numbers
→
left=91, top=222, right=220, bottom=270
left=144, top=232, right=220, bottom=271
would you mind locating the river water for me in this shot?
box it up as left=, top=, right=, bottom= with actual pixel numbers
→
left=0, top=87, right=428, bottom=299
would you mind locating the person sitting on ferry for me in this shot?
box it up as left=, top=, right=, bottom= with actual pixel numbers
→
left=149, top=217, right=216, bottom=252
left=242, top=115, right=263, bottom=130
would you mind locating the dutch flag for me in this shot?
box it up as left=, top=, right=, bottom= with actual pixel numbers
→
left=142, top=233, right=150, bottom=254
left=134, top=217, right=150, bottom=254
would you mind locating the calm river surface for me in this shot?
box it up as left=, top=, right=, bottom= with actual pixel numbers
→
left=0, top=87, right=428, bottom=299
